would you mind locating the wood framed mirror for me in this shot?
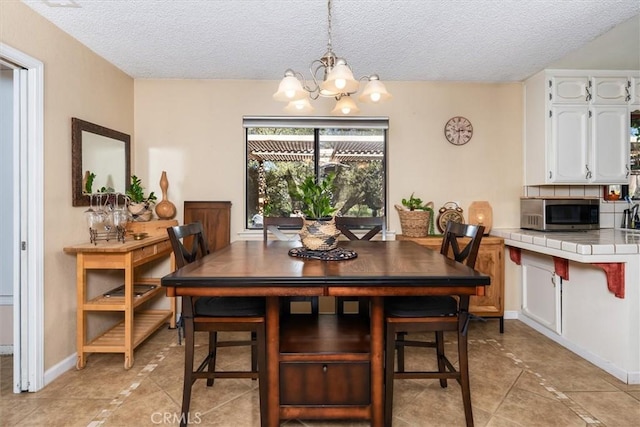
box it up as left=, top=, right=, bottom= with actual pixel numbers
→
left=72, top=118, right=131, bottom=206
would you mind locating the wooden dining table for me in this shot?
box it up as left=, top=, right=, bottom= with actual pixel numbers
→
left=161, top=240, right=490, bottom=427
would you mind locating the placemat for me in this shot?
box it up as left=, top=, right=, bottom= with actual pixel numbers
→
left=288, top=247, right=357, bottom=261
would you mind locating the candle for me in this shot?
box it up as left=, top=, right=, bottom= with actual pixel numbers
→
left=477, top=213, right=484, bottom=224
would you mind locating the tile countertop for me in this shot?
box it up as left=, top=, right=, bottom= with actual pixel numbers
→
left=491, top=228, right=640, bottom=261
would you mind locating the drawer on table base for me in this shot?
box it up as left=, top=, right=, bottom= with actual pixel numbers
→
left=280, top=362, right=370, bottom=405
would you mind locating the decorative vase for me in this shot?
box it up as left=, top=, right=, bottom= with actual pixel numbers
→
left=155, top=171, right=177, bottom=219
left=299, top=217, right=341, bottom=251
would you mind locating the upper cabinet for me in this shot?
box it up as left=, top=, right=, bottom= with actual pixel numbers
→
left=525, top=70, right=637, bottom=185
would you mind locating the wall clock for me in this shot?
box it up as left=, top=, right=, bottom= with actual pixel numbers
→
left=444, top=116, right=473, bottom=145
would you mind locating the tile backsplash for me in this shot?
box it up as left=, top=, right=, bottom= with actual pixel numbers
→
left=523, top=185, right=627, bottom=229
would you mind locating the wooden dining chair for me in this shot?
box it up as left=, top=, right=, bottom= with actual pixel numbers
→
left=262, top=216, right=319, bottom=315
left=384, top=221, right=485, bottom=427
left=168, top=222, right=267, bottom=427
left=334, top=216, right=385, bottom=315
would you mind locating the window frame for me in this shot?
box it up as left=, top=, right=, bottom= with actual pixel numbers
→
left=243, top=116, right=389, bottom=230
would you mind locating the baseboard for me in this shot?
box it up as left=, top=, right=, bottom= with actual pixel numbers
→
left=0, top=345, right=13, bottom=355
left=518, top=313, right=637, bottom=384
left=43, top=352, right=76, bottom=388
left=504, top=310, right=518, bottom=319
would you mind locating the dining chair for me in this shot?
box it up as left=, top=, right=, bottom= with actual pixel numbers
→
left=334, top=216, right=385, bottom=315
left=167, top=222, right=267, bottom=427
left=262, top=216, right=319, bottom=315
left=384, top=221, right=485, bottom=427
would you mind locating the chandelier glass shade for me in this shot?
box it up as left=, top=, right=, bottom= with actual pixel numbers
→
left=273, top=0, right=391, bottom=115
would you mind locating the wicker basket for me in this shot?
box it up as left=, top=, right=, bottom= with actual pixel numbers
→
left=395, top=204, right=431, bottom=238
left=299, top=218, right=341, bottom=251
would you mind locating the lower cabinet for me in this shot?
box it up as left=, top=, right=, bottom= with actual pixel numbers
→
left=279, top=314, right=371, bottom=417
left=280, top=362, right=370, bottom=405
left=397, top=235, right=505, bottom=330
left=520, top=251, right=562, bottom=334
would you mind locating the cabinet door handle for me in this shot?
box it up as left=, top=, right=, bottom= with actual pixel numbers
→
left=322, top=364, right=328, bottom=373
left=586, top=81, right=592, bottom=101
left=626, top=80, right=631, bottom=102
left=585, top=165, right=592, bottom=180
left=627, top=165, right=630, bottom=179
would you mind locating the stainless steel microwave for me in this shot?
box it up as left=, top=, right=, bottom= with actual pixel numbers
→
left=520, top=198, right=600, bottom=231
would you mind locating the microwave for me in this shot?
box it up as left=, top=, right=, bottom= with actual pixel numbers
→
left=520, top=198, right=600, bottom=231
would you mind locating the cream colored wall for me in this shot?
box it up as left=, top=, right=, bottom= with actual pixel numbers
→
left=0, top=2, right=134, bottom=370
left=134, top=79, right=523, bottom=311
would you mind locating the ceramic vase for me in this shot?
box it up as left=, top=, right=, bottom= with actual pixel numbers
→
left=155, top=171, right=177, bottom=219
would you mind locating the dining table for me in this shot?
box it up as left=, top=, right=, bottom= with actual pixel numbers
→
left=161, top=239, right=490, bottom=427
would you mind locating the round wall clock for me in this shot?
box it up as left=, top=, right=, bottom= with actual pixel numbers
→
left=444, top=116, right=473, bottom=145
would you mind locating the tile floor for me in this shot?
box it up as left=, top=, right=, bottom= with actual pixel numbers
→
left=1, top=319, right=639, bottom=426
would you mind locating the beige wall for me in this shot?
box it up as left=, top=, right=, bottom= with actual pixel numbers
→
left=134, top=80, right=523, bottom=232
left=0, top=1, right=134, bottom=370
left=134, top=79, right=524, bottom=312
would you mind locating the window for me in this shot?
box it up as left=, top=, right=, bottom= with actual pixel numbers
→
left=244, top=117, right=388, bottom=229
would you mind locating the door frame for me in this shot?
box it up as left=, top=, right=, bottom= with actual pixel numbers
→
left=0, top=42, right=44, bottom=393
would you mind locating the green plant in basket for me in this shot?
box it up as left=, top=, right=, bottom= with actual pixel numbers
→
left=126, top=175, right=157, bottom=205
left=400, top=192, right=435, bottom=235
left=402, top=192, right=425, bottom=211
left=297, top=173, right=337, bottom=219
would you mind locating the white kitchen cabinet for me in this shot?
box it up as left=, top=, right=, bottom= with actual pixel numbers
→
left=525, top=69, right=634, bottom=185
left=631, top=77, right=640, bottom=105
left=520, top=251, right=561, bottom=334
left=550, top=76, right=589, bottom=104
left=549, top=105, right=590, bottom=183
left=591, top=105, right=631, bottom=183
left=592, top=77, right=630, bottom=104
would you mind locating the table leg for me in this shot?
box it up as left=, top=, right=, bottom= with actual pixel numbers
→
left=76, top=254, right=87, bottom=370
left=123, top=254, right=134, bottom=370
left=266, top=297, right=280, bottom=427
left=370, top=296, right=384, bottom=426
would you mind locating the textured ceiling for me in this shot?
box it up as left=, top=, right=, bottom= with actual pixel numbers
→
left=22, top=0, right=640, bottom=82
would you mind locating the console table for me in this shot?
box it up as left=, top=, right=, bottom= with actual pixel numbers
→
left=64, top=220, right=177, bottom=369
left=397, top=234, right=505, bottom=332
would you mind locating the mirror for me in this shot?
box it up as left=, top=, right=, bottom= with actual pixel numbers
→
left=72, top=118, right=131, bottom=206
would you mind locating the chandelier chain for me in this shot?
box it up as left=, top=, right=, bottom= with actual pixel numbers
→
left=326, top=0, right=333, bottom=53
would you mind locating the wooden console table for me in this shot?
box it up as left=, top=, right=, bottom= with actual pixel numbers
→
left=397, top=234, right=505, bottom=332
left=64, top=220, right=177, bottom=369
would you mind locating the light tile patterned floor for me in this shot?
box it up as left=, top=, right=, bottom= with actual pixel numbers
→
left=1, top=320, right=638, bottom=426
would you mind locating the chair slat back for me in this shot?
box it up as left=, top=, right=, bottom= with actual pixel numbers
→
left=167, top=222, right=210, bottom=268
left=335, top=216, right=385, bottom=241
left=262, top=216, right=304, bottom=241
left=440, top=221, right=484, bottom=269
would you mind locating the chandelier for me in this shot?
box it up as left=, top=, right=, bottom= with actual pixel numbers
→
left=273, top=0, right=391, bottom=115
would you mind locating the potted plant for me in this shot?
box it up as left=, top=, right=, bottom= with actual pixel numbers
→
left=295, top=173, right=341, bottom=251
left=401, top=192, right=426, bottom=211
left=395, top=192, right=435, bottom=237
left=126, top=175, right=157, bottom=221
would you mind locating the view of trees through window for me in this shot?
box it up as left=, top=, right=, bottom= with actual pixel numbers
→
left=246, top=121, right=387, bottom=229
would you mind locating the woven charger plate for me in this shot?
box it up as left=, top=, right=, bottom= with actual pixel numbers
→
left=288, top=247, right=357, bottom=261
